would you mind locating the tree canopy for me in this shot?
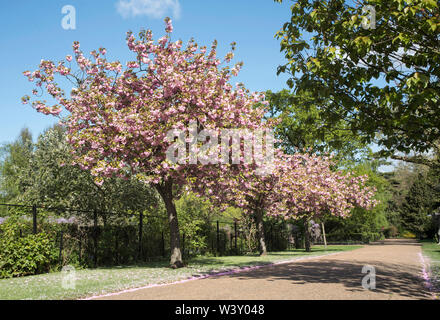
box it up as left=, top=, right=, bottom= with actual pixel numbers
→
left=274, top=0, right=440, bottom=164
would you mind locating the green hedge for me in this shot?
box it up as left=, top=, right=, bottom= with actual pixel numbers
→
left=0, top=220, right=58, bottom=278
left=326, top=231, right=383, bottom=243
left=361, top=232, right=382, bottom=243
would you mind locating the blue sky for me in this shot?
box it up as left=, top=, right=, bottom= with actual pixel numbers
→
left=0, top=0, right=292, bottom=144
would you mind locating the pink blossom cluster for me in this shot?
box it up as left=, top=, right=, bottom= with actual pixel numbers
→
left=22, top=18, right=377, bottom=222
left=193, top=150, right=377, bottom=221
left=22, top=18, right=268, bottom=188
left=273, top=154, right=378, bottom=220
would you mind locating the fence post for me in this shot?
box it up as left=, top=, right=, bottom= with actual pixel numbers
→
left=93, top=210, right=98, bottom=268
left=138, top=211, right=143, bottom=261
left=32, top=205, right=37, bottom=234
left=59, top=230, right=64, bottom=265
left=223, top=230, right=227, bottom=255
left=161, top=231, right=165, bottom=258
left=268, top=224, right=272, bottom=251
left=216, top=221, right=220, bottom=256
left=78, top=231, right=82, bottom=264
left=182, top=233, right=185, bottom=258
left=234, top=221, right=237, bottom=253
left=270, top=224, right=275, bottom=251
left=230, top=232, right=232, bottom=253
left=114, top=230, right=119, bottom=265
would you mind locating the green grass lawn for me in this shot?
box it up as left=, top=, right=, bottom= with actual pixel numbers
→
left=421, top=240, right=440, bottom=294
left=0, top=245, right=361, bottom=300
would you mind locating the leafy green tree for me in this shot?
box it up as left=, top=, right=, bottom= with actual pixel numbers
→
left=1, top=125, right=159, bottom=221
left=400, top=172, right=437, bottom=238
left=175, top=193, right=214, bottom=256
left=383, top=162, right=429, bottom=232
left=275, top=0, right=440, bottom=164
left=266, top=89, right=371, bottom=163
left=0, top=128, right=34, bottom=203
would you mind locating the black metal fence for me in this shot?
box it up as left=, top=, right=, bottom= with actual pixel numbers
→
left=0, top=203, right=291, bottom=268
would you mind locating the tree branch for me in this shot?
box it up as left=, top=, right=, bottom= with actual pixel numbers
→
left=390, top=154, right=434, bottom=167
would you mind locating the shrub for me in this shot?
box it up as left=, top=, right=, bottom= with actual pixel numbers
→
left=361, top=232, right=381, bottom=243
left=401, top=230, right=417, bottom=239
left=0, top=220, right=58, bottom=278
left=175, top=193, right=215, bottom=256
left=384, top=225, right=399, bottom=238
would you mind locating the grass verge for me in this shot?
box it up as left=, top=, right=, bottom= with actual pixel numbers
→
left=420, top=240, right=440, bottom=297
left=0, top=245, right=362, bottom=300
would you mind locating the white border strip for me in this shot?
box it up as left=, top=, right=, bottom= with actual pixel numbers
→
left=419, top=252, right=438, bottom=300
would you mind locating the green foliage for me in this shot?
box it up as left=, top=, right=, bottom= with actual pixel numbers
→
left=383, top=162, right=429, bottom=232
left=266, top=89, right=371, bottom=163
left=383, top=158, right=440, bottom=239
left=21, top=125, right=158, bottom=214
left=361, top=232, right=382, bottom=243
left=275, top=0, right=440, bottom=156
left=0, top=128, right=34, bottom=202
left=325, top=160, right=390, bottom=241
left=232, top=213, right=257, bottom=253
left=400, top=173, right=437, bottom=238
left=401, top=230, right=417, bottom=238
left=175, top=193, right=215, bottom=256
left=383, top=225, right=399, bottom=238
left=0, top=125, right=159, bottom=219
left=0, top=219, right=58, bottom=278
left=263, top=217, right=290, bottom=251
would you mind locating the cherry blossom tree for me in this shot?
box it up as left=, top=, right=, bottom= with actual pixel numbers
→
left=275, top=154, right=378, bottom=251
left=193, top=149, right=377, bottom=254
left=192, top=148, right=293, bottom=256
left=22, top=18, right=268, bottom=268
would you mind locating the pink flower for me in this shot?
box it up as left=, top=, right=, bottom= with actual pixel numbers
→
left=165, top=18, right=173, bottom=33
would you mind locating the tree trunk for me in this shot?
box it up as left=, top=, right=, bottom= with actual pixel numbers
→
left=292, top=223, right=303, bottom=249
left=321, top=222, right=327, bottom=249
left=437, top=215, right=440, bottom=245
left=254, top=209, right=267, bottom=256
left=155, top=181, right=184, bottom=269
left=294, top=233, right=301, bottom=249
left=437, top=225, right=440, bottom=245
left=304, top=219, right=311, bottom=252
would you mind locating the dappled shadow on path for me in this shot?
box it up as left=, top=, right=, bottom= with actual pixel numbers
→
left=225, top=258, right=429, bottom=299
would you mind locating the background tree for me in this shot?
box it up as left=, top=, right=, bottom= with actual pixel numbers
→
left=266, top=89, right=371, bottom=164
left=0, top=128, right=34, bottom=204
left=274, top=0, right=440, bottom=165
left=175, top=192, right=216, bottom=256
left=400, top=172, right=438, bottom=238
left=382, top=161, right=429, bottom=232
left=1, top=125, right=159, bottom=223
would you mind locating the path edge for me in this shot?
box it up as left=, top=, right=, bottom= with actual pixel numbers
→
left=419, top=252, right=439, bottom=300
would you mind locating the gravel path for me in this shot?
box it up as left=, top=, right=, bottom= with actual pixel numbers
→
left=93, top=239, right=432, bottom=300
